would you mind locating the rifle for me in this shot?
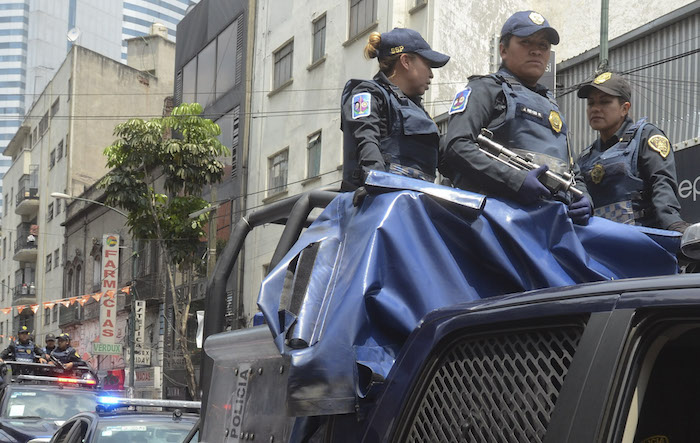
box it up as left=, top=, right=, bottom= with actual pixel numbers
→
left=477, top=129, right=584, bottom=200
left=48, top=354, right=66, bottom=370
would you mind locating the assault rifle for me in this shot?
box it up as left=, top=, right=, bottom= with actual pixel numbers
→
left=477, top=128, right=584, bottom=200
left=48, top=354, right=66, bottom=370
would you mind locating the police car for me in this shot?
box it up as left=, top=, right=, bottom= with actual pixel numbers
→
left=41, top=398, right=199, bottom=443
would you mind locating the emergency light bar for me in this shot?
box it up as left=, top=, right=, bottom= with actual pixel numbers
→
left=97, top=397, right=201, bottom=409
left=16, top=374, right=97, bottom=385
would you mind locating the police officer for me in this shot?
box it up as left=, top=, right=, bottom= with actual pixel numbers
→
left=441, top=11, right=592, bottom=224
left=0, top=326, right=48, bottom=363
left=49, top=332, right=85, bottom=370
left=341, top=28, right=450, bottom=191
left=43, top=333, right=56, bottom=355
left=576, top=72, right=689, bottom=232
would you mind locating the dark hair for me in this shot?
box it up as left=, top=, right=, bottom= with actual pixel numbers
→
left=499, top=33, right=513, bottom=48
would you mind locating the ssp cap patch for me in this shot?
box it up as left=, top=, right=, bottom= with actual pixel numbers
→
left=449, top=87, right=471, bottom=115
left=352, top=93, right=371, bottom=119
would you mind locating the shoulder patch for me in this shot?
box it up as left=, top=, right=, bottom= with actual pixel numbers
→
left=648, top=134, right=670, bottom=159
left=351, top=92, right=371, bottom=119
left=449, top=87, right=471, bottom=115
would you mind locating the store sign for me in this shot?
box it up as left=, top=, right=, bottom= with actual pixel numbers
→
left=676, top=144, right=700, bottom=223
left=134, top=367, right=160, bottom=388
left=99, top=234, right=120, bottom=344
left=134, top=300, right=146, bottom=345
left=93, top=342, right=123, bottom=355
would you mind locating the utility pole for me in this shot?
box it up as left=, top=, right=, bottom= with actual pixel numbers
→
left=598, top=0, right=610, bottom=73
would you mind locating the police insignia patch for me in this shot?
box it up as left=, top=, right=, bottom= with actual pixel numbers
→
left=449, top=87, right=471, bottom=115
left=549, top=110, right=563, bottom=133
left=529, top=12, right=545, bottom=25
left=594, top=72, right=612, bottom=84
left=640, top=436, right=669, bottom=443
left=591, top=163, right=605, bottom=184
left=351, top=93, right=371, bottom=119
left=648, top=134, right=670, bottom=158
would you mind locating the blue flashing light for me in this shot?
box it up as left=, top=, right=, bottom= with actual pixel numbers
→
left=97, top=396, right=121, bottom=405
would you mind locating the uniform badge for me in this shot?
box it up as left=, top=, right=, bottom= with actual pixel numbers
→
left=548, top=110, right=563, bottom=133
left=449, top=87, right=471, bottom=115
left=351, top=93, right=371, bottom=119
left=648, top=134, right=670, bottom=158
left=529, top=12, right=545, bottom=25
left=594, top=72, right=612, bottom=84
left=591, top=163, right=605, bottom=184
left=640, top=436, right=669, bottom=443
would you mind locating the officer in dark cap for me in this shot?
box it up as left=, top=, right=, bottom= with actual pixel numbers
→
left=43, top=333, right=56, bottom=355
left=0, top=325, right=48, bottom=363
left=341, top=27, right=450, bottom=191
left=49, top=332, right=85, bottom=370
left=576, top=72, right=688, bottom=232
left=441, top=11, right=592, bottom=224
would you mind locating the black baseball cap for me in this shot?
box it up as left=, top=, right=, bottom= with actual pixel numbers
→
left=18, top=325, right=29, bottom=335
left=58, top=332, right=70, bottom=341
left=378, top=28, right=450, bottom=68
left=501, top=11, right=560, bottom=45
left=577, top=72, right=632, bottom=102
left=45, top=333, right=56, bottom=341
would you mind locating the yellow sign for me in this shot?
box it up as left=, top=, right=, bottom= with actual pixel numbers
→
left=591, top=164, right=605, bottom=184
left=648, top=134, right=671, bottom=158
left=390, top=45, right=404, bottom=55
left=641, top=436, right=669, bottom=443
left=594, top=72, right=612, bottom=84
left=549, top=111, right=563, bottom=133
left=529, top=12, right=545, bottom=25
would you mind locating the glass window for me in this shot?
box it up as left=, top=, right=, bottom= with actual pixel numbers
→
left=196, top=39, right=216, bottom=108
left=312, top=15, right=326, bottom=63
left=273, top=40, right=293, bottom=90
left=307, top=131, right=321, bottom=178
left=55, top=199, right=61, bottom=214
left=216, top=19, right=238, bottom=99
left=50, top=150, right=55, bottom=168
left=46, top=253, right=52, bottom=271
left=349, top=0, right=376, bottom=38
left=54, top=249, right=60, bottom=268
left=44, top=307, right=50, bottom=325
left=50, top=98, right=59, bottom=117
left=39, top=112, right=48, bottom=134
left=268, top=149, right=288, bottom=194
left=182, top=57, right=197, bottom=104
left=215, top=112, right=233, bottom=166
left=47, top=202, right=54, bottom=221
left=57, top=140, right=63, bottom=159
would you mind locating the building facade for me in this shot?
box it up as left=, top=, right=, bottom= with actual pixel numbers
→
left=0, top=33, right=174, bottom=350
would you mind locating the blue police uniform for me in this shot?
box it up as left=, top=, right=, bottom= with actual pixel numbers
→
left=341, top=73, right=439, bottom=189
left=14, top=340, right=38, bottom=362
left=51, top=346, right=83, bottom=365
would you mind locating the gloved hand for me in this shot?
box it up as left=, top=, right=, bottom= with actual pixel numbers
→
left=516, top=165, right=552, bottom=205
left=352, top=186, right=369, bottom=207
left=667, top=220, right=691, bottom=233
left=568, top=195, right=592, bottom=225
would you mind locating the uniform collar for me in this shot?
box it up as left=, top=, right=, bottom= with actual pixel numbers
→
left=373, top=71, right=423, bottom=105
left=599, top=116, right=634, bottom=150
left=498, top=67, right=549, bottom=95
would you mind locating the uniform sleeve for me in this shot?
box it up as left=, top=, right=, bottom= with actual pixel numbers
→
left=68, top=348, right=84, bottom=364
left=340, top=82, right=389, bottom=174
left=34, top=345, right=45, bottom=357
left=637, top=126, right=684, bottom=229
left=0, top=344, right=13, bottom=359
left=440, top=77, right=527, bottom=196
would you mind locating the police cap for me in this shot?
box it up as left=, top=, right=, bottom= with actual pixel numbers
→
left=577, top=72, right=632, bottom=102
left=377, top=28, right=450, bottom=68
left=17, top=325, right=29, bottom=335
left=45, top=333, right=56, bottom=342
left=501, top=11, right=560, bottom=45
left=58, top=332, right=70, bottom=341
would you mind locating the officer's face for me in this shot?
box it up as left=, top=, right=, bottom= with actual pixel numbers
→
left=46, top=340, right=55, bottom=348
left=57, top=339, right=68, bottom=350
left=586, top=89, right=630, bottom=136
left=18, top=332, right=29, bottom=343
left=400, top=54, right=433, bottom=97
left=500, top=32, right=551, bottom=86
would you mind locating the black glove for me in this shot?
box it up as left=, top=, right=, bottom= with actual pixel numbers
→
left=567, top=195, right=592, bottom=226
left=352, top=186, right=369, bottom=207
left=667, top=220, right=691, bottom=233
left=515, top=165, right=552, bottom=205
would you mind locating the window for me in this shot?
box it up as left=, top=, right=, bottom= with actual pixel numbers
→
left=47, top=202, right=54, bottom=221
left=56, top=199, right=61, bottom=214
left=232, top=106, right=240, bottom=177
left=50, top=149, right=56, bottom=168
left=216, top=18, right=239, bottom=99
left=50, top=98, right=59, bottom=117
left=268, top=149, right=289, bottom=194
left=39, top=111, right=48, bottom=134
left=182, top=57, right=196, bottom=104
left=3, top=193, right=6, bottom=215
left=307, top=131, right=321, bottom=178
left=92, top=255, right=101, bottom=289
left=52, top=304, right=58, bottom=323
left=273, top=40, right=293, bottom=90
left=312, top=14, right=326, bottom=63
left=349, top=0, right=377, bottom=38
left=44, top=307, right=50, bottom=325
left=46, top=253, right=52, bottom=271
left=57, top=140, right=63, bottom=159
left=54, top=249, right=60, bottom=268
left=32, top=127, right=37, bottom=145
left=67, top=77, right=72, bottom=101
left=196, top=39, right=216, bottom=108
left=1, top=280, right=4, bottom=301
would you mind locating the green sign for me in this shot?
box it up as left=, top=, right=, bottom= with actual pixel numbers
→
left=92, top=342, right=123, bottom=355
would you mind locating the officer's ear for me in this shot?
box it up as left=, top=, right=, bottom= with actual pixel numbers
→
left=621, top=101, right=631, bottom=116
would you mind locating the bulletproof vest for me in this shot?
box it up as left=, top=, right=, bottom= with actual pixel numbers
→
left=52, top=346, right=77, bottom=364
left=341, top=79, right=439, bottom=189
left=489, top=71, right=570, bottom=174
left=15, top=340, right=36, bottom=361
left=578, top=118, right=652, bottom=225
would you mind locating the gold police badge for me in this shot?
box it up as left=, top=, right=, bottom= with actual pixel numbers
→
left=591, top=163, right=605, bottom=184
left=648, top=134, right=670, bottom=158
left=529, top=12, right=545, bottom=25
left=641, top=436, right=669, bottom=443
left=549, top=111, right=563, bottom=133
left=594, top=72, right=612, bottom=84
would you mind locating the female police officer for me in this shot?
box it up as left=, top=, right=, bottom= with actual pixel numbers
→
left=340, top=28, right=449, bottom=191
left=576, top=72, right=689, bottom=232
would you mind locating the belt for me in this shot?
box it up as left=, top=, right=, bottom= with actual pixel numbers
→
left=387, top=163, right=435, bottom=183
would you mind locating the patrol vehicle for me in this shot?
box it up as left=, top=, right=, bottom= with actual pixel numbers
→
left=194, top=172, right=700, bottom=442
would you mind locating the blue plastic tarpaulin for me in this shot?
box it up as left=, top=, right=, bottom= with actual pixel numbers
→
left=257, top=173, right=680, bottom=416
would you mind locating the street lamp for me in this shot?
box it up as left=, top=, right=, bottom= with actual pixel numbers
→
left=51, top=192, right=128, bottom=218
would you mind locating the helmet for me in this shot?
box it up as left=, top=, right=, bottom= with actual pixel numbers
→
left=58, top=332, right=70, bottom=341
left=45, top=333, right=56, bottom=342
left=17, top=325, right=29, bottom=335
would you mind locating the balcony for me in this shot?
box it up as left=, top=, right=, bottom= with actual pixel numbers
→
left=15, top=168, right=39, bottom=216
left=13, top=283, right=36, bottom=305
left=13, top=235, right=37, bottom=262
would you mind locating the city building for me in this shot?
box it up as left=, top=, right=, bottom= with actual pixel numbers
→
left=0, top=0, right=199, bottom=215
left=0, top=30, right=175, bottom=350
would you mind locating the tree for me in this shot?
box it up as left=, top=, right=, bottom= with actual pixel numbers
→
left=98, top=103, right=229, bottom=399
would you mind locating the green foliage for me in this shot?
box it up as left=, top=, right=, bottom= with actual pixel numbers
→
left=98, top=103, right=229, bottom=266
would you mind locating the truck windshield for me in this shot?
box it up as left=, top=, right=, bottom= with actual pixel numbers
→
left=94, top=417, right=196, bottom=443
left=4, top=389, right=98, bottom=420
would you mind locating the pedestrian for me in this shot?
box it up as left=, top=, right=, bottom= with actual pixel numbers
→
left=340, top=27, right=450, bottom=191
left=441, top=10, right=592, bottom=224
left=576, top=72, right=689, bottom=232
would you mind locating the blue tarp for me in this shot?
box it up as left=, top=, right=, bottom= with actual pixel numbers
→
left=258, top=174, right=680, bottom=416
